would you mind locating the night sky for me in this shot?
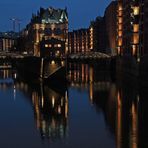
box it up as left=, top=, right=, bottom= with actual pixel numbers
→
left=0, top=0, right=111, bottom=32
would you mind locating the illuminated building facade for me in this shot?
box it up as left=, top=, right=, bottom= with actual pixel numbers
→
left=89, top=16, right=108, bottom=53
left=22, top=7, right=68, bottom=57
left=117, top=0, right=123, bottom=55
left=104, top=1, right=117, bottom=55
left=0, top=32, right=18, bottom=52
left=117, top=0, right=148, bottom=60
left=68, top=29, right=90, bottom=54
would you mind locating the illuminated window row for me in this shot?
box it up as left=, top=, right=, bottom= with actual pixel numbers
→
left=45, top=44, right=62, bottom=48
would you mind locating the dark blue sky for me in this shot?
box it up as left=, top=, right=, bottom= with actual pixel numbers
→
left=0, top=0, right=111, bottom=32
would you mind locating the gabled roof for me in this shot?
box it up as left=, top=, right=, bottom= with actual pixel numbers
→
left=31, top=7, right=68, bottom=24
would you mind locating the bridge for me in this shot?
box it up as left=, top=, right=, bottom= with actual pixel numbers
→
left=68, top=52, right=111, bottom=61
left=0, top=51, right=26, bottom=59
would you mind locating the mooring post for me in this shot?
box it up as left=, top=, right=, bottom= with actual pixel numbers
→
left=40, top=58, right=44, bottom=78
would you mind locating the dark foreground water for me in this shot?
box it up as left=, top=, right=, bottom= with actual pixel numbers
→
left=0, top=63, right=148, bottom=148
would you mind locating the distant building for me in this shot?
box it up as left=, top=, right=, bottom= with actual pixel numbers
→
left=68, top=29, right=90, bottom=54
left=21, top=7, right=68, bottom=57
left=0, top=32, right=18, bottom=52
left=104, top=1, right=117, bottom=55
left=89, top=16, right=108, bottom=53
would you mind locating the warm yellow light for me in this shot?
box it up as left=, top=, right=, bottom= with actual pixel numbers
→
left=133, top=33, right=139, bottom=44
left=58, top=44, right=61, bottom=47
left=133, top=7, right=139, bottom=15
left=45, top=44, right=48, bottom=47
left=132, top=45, right=136, bottom=55
left=54, top=44, right=62, bottom=48
left=90, top=27, right=93, bottom=32
left=52, top=96, right=55, bottom=108
left=118, top=31, right=122, bottom=37
left=51, top=60, right=55, bottom=65
left=118, top=38, right=122, bottom=46
left=118, top=5, right=122, bottom=11
left=117, top=47, right=121, bottom=54
left=118, top=11, right=122, bottom=17
left=133, top=24, right=139, bottom=32
left=118, top=24, right=122, bottom=30
left=61, top=61, right=65, bottom=66
left=118, top=17, right=123, bottom=23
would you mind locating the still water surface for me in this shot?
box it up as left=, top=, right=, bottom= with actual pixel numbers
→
left=0, top=63, right=148, bottom=148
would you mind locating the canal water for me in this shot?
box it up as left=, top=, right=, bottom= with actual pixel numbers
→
left=0, top=63, right=148, bottom=148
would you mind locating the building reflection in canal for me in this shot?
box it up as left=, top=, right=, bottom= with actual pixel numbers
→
left=0, top=64, right=148, bottom=147
left=68, top=63, right=148, bottom=148
left=31, top=84, right=68, bottom=140
left=0, top=69, right=69, bottom=141
left=68, top=63, right=111, bottom=104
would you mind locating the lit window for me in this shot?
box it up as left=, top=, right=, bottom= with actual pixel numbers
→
left=51, top=60, right=55, bottom=65
left=118, top=11, right=122, bottom=17
left=133, top=7, right=139, bottom=15
left=54, top=44, right=61, bottom=48
left=48, top=44, right=52, bottom=48
left=118, top=17, right=123, bottom=23
left=117, top=47, right=121, bottom=54
left=118, top=31, right=122, bottom=37
left=118, top=5, right=122, bottom=11
left=57, top=44, right=61, bottom=47
left=45, top=44, right=52, bottom=48
left=118, top=38, right=122, bottom=46
left=45, top=44, right=48, bottom=48
left=118, top=24, right=122, bottom=30
left=133, top=33, right=139, bottom=44
left=133, top=24, right=139, bottom=32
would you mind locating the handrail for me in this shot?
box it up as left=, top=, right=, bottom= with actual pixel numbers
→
left=43, top=66, right=63, bottom=78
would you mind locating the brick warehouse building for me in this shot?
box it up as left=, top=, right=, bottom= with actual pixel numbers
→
left=20, top=7, right=68, bottom=57
left=117, top=0, right=148, bottom=60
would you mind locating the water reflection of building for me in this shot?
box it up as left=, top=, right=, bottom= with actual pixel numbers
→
left=0, top=69, right=12, bottom=79
left=31, top=85, right=68, bottom=140
left=68, top=63, right=110, bottom=84
left=0, top=68, right=69, bottom=141
left=0, top=69, right=15, bottom=90
left=68, top=63, right=148, bottom=148
left=68, top=63, right=111, bottom=104
left=13, top=78, right=69, bottom=140
left=92, top=74, right=148, bottom=148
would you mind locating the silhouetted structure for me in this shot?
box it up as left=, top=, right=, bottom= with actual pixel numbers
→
left=40, top=37, right=65, bottom=58
left=89, top=16, right=108, bottom=53
left=104, top=1, right=117, bottom=55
